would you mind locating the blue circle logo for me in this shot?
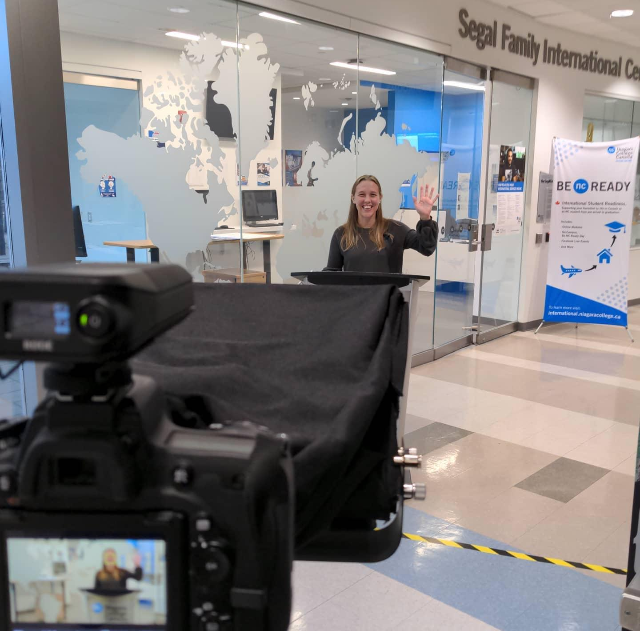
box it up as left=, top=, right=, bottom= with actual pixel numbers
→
left=450, top=149, right=456, bottom=156
left=608, top=146, right=615, bottom=154
left=92, top=602, right=104, bottom=614
left=573, top=179, right=589, bottom=194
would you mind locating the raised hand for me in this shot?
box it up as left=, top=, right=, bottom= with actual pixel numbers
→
left=413, top=185, right=439, bottom=221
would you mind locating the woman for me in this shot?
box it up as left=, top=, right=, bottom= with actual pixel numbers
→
left=94, top=548, right=143, bottom=591
left=325, top=175, right=438, bottom=273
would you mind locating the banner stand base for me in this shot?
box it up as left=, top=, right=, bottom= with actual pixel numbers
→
left=534, top=321, right=635, bottom=343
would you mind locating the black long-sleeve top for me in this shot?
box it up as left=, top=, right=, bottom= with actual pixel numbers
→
left=94, top=567, right=143, bottom=591
left=325, top=219, right=438, bottom=273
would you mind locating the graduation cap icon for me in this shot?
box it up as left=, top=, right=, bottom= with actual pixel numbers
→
left=605, top=221, right=626, bottom=233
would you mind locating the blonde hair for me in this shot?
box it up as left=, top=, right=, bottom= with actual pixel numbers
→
left=340, top=175, right=391, bottom=251
left=97, top=548, right=124, bottom=582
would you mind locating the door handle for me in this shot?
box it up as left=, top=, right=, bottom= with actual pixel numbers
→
left=468, top=224, right=480, bottom=252
left=481, top=223, right=495, bottom=252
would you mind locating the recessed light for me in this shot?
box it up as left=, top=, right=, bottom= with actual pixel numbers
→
left=330, top=61, right=396, bottom=76
left=319, top=46, right=334, bottom=51
left=342, top=102, right=348, bottom=105
left=443, top=80, right=485, bottom=91
left=168, top=7, right=190, bottom=13
left=611, top=9, right=634, bottom=17
left=259, top=11, right=300, bottom=24
left=166, top=31, right=200, bottom=41
left=351, top=91, right=357, bottom=94
left=293, top=97, right=301, bottom=100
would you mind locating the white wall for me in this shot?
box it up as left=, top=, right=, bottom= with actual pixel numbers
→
left=254, top=0, right=640, bottom=318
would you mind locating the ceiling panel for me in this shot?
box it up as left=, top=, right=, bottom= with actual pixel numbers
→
left=515, top=1, right=569, bottom=17
left=536, top=12, right=601, bottom=27
left=485, top=0, right=640, bottom=47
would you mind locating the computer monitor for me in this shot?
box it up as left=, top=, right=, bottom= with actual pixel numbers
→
left=72, top=206, right=87, bottom=258
left=241, top=189, right=278, bottom=223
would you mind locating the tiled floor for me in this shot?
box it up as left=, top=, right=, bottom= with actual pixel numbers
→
left=292, top=309, right=640, bottom=630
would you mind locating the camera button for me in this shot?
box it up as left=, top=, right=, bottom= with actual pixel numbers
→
left=77, top=303, right=113, bottom=338
left=201, top=616, right=219, bottom=631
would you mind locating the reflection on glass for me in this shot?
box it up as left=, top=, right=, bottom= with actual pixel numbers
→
left=479, top=80, right=533, bottom=331
left=434, top=71, right=485, bottom=348
left=583, top=94, right=640, bottom=247
left=0, top=114, right=26, bottom=418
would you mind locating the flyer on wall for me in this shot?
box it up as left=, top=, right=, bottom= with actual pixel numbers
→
left=495, top=145, right=526, bottom=235
left=257, top=162, right=271, bottom=186
left=543, top=137, right=639, bottom=327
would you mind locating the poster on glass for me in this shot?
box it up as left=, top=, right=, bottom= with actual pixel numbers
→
left=285, top=150, right=302, bottom=187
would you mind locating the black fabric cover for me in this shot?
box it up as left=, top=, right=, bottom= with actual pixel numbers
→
left=133, top=283, right=408, bottom=545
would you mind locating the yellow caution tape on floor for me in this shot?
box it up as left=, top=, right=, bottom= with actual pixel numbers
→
left=402, top=533, right=627, bottom=575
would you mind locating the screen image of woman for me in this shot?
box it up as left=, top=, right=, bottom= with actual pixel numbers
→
left=325, top=175, right=438, bottom=273
left=94, top=548, right=143, bottom=590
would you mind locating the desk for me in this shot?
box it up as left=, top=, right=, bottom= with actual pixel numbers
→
left=103, top=239, right=159, bottom=263
left=208, top=231, right=283, bottom=283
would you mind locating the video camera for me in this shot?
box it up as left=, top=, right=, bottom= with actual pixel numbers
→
left=0, top=263, right=410, bottom=631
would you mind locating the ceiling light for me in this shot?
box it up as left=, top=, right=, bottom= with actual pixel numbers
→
left=168, top=7, right=190, bottom=13
left=221, top=40, right=249, bottom=49
left=352, top=91, right=357, bottom=94
left=330, top=109, right=339, bottom=112
left=280, top=67, right=304, bottom=77
left=166, top=31, right=200, bottom=41
left=330, top=61, right=396, bottom=75
left=293, top=97, right=301, bottom=100
left=611, top=9, right=634, bottom=17
left=319, top=46, right=334, bottom=51
left=342, top=102, right=348, bottom=105
left=319, top=77, right=331, bottom=81
left=259, top=11, right=300, bottom=24
left=443, top=80, right=485, bottom=91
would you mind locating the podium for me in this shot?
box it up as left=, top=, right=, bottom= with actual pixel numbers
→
left=291, top=271, right=430, bottom=445
left=291, top=271, right=430, bottom=562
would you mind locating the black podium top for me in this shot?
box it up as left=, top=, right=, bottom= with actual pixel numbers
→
left=292, top=271, right=430, bottom=288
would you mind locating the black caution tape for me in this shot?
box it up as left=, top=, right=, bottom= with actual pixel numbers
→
left=402, top=533, right=627, bottom=576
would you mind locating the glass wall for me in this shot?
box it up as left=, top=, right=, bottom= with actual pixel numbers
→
left=57, top=0, right=446, bottom=352
left=583, top=94, right=640, bottom=248
left=0, top=111, right=26, bottom=418
left=434, top=70, right=486, bottom=348
left=478, top=77, right=533, bottom=331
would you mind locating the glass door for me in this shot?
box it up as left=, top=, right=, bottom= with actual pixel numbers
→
left=476, top=71, right=534, bottom=343
left=432, top=59, right=487, bottom=357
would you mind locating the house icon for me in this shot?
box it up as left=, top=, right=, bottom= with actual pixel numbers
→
left=598, top=249, right=613, bottom=264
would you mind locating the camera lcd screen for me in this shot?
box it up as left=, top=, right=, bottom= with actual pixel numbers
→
left=8, top=302, right=71, bottom=339
left=6, top=536, right=167, bottom=630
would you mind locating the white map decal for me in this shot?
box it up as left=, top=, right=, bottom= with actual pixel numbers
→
left=301, top=81, right=317, bottom=110
left=76, top=32, right=278, bottom=277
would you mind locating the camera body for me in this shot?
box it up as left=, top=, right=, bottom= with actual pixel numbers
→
left=0, top=264, right=294, bottom=631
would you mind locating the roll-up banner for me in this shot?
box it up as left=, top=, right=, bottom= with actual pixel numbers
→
left=543, top=137, right=639, bottom=327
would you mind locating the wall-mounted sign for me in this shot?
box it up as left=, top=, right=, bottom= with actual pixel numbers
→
left=99, top=175, right=116, bottom=198
left=458, top=8, right=640, bottom=82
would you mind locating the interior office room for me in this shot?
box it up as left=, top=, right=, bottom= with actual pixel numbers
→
left=2, top=0, right=640, bottom=629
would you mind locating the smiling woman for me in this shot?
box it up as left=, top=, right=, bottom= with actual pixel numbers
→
left=324, top=174, right=438, bottom=273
